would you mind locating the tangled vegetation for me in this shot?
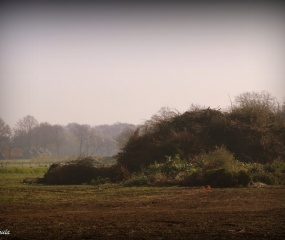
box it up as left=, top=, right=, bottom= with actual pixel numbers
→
left=41, top=156, right=124, bottom=185
left=117, top=93, right=284, bottom=166
left=123, top=148, right=285, bottom=187
left=39, top=92, right=285, bottom=187
left=116, top=92, right=285, bottom=187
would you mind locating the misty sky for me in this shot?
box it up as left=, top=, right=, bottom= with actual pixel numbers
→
left=1, top=3, right=285, bottom=127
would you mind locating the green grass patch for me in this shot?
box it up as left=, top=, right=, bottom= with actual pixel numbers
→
left=0, top=166, right=48, bottom=174
left=0, top=172, right=179, bottom=208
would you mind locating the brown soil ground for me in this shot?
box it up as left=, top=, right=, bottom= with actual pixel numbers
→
left=0, top=178, right=285, bottom=240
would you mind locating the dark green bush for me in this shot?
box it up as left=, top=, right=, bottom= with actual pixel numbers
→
left=201, top=146, right=240, bottom=172
left=123, top=174, right=150, bottom=187
left=180, top=171, right=204, bottom=187
left=252, top=172, right=277, bottom=185
left=149, top=155, right=189, bottom=176
left=237, top=170, right=251, bottom=186
left=91, top=177, right=110, bottom=185
left=203, top=168, right=237, bottom=188
left=264, top=159, right=285, bottom=174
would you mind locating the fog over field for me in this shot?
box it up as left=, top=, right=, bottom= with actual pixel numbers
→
left=1, top=2, right=284, bottom=127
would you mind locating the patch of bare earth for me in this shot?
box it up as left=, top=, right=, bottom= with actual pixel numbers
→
left=1, top=186, right=285, bottom=240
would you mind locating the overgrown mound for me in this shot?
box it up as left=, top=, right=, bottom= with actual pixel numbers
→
left=117, top=105, right=285, bottom=172
left=42, top=157, right=124, bottom=185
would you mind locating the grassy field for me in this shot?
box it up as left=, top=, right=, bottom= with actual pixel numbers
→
left=0, top=168, right=285, bottom=240
left=0, top=156, right=115, bottom=168
left=0, top=158, right=68, bottom=167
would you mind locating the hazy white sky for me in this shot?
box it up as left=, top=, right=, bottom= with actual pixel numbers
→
left=1, top=3, right=284, bottom=127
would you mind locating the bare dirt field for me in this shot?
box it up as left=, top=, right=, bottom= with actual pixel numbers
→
left=0, top=173, right=285, bottom=240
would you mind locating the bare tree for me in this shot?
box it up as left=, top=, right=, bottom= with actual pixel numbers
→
left=231, top=91, right=281, bottom=127
left=67, top=123, right=91, bottom=156
left=33, top=122, right=54, bottom=149
left=0, top=118, right=12, bottom=156
left=143, top=107, right=180, bottom=134
left=51, top=124, right=64, bottom=157
left=0, top=118, right=11, bottom=145
left=14, top=115, right=39, bottom=149
left=234, top=91, right=278, bottom=112
left=87, top=128, right=104, bottom=156
left=282, top=97, right=285, bottom=118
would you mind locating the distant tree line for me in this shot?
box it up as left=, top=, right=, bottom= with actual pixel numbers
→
left=0, top=116, right=136, bottom=159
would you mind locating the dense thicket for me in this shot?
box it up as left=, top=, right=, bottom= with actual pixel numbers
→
left=41, top=157, right=124, bottom=185
left=117, top=92, right=285, bottom=172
